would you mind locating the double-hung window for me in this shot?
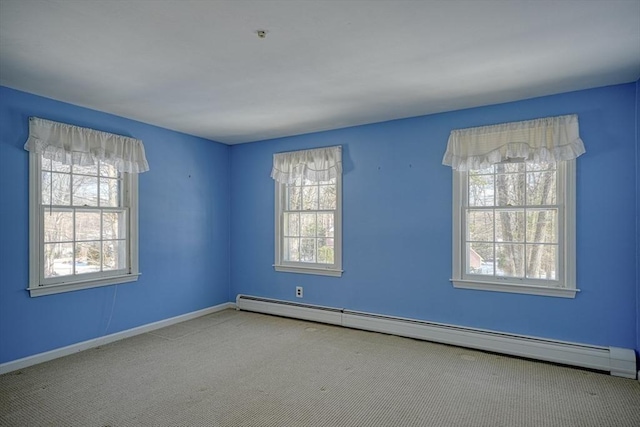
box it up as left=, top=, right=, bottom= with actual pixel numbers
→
left=443, top=115, right=585, bottom=298
left=272, top=146, right=342, bottom=277
left=25, top=117, right=148, bottom=297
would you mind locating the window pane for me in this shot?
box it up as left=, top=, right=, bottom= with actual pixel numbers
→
left=467, top=210, right=493, bottom=241
left=72, top=163, right=98, bottom=176
left=51, top=160, right=70, bottom=173
left=300, top=238, right=316, bottom=262
left=317, top=213, right=334, bottom=237
left=526, top=171, right=556, bottom=205
left=103, top=211, right=126, bottom=240
left=469, top=174, right=494, bottom=206
left=526, top=244, right=557, bottom=280
left=317, top=238, right=334, bottom=264
left=300, top=213, right=316, bottom=237
left=44, top=243, right=73, bottom=278
left=283, top=212, right=300, bottom=237
left=287, top=186, right=302, bottom=210
left=467, top=242, right=493, bottom=275
left=43, top=172, right=71, bottom=206
left=302, top=186, right=318, bottom=210
left=73, top=175, right=98, bottom=206
left=496, top=244, right=525, bottom=277
left=41, top=158, right=52, bottom=171
left=495, top=210, right=525, bottom=243
left=526, top=161, right=556, bottom=172
left=103, top=240, right=126, bottom=271
left=75, top=241, right=101, bottom=274
left=44, top=209, right=73, bottom=243
left=318, top=185, right=336, bottom=210
left=100, top=178, right=120, bottom=207
left=526, top=209, right=557, bottom=243
left=76, top=211, right=101, bottom=241
left=99, top=162, right=118, bottom=178
left=42, top=157, right=71, bottom=173
left=319, top=177, right=337, bottom=185
left=41, top=171, right=53, bottom=205
left=497, top=162, right=525, bottom=174
left=469, top=166, right=494, bottom=175
left=495, top=173, right=525, bottom=206
left=283, top=237, right=300, bottom=262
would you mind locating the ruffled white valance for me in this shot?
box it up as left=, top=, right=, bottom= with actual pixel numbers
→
left=24, top=117, right=149, bottom=173
left=271, top=145, right=342, bottom=184
left=442, top=114, right=585, bottom=171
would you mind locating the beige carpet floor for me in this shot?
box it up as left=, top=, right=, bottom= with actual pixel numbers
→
left=1, top=309, right=639, bottom=426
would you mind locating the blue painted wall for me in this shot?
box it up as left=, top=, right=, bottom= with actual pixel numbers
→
left=2, top=82, right=638, bottom=366
left=230, top=83, right=639, bottom=352
left=0, top=87, right=230, bottom=364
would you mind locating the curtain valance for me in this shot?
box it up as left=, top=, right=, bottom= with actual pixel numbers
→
left=271, top=145, right=342, bottom=184
left=24, top=117, right=149, bottom=173
left=442, top=114, right=585, bottom=171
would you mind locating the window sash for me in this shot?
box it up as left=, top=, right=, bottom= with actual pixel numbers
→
left=462, top=218, right=563, bottom=285
left=39, top=206, right=130, bottom=286
left=281, top=210, right=336, bottom=265
left=462, top=180, right=563, bottom=284
left=451, top=160, right=576, bottom=297
left=28, top=153, right=139, bottom=296
left=274, top=173, right=342, bottom=276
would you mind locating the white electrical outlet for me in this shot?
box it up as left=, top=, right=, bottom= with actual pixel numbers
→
left=296, top=286, right=303, bottom=298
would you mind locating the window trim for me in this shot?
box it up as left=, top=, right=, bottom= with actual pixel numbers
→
left=273, top=171, right=343, bottom=277
left=27, top=153, right=140, bottom=297
left=451, top=160, right=577, bottom=298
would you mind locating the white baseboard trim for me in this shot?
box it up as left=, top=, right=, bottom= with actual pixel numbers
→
left=0, top=302, right=235, bottom=375
left=236, top=294, right=637, bottom=379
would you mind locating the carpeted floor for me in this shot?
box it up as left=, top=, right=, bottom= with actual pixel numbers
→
left=1, top=309, right=639, bottom=426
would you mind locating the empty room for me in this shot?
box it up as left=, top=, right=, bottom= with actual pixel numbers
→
left=1, top=0, right=639, bottom=426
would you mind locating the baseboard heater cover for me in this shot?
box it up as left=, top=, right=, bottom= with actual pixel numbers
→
left=236, top=295, right=343, bottom=326
left=235, top=294, right=637, bottom=379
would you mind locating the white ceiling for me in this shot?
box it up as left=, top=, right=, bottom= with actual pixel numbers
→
left=1, top=0, right=639, bottom=145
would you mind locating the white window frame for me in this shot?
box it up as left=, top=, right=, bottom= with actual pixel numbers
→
left=28, top=152, right=140, bottom=297
left=451, top=160, right=577, bottom=298
left=274, top=172, right=343, bottom=277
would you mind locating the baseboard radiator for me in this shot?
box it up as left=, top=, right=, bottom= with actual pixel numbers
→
left=236, top=295, right=637, bottom=379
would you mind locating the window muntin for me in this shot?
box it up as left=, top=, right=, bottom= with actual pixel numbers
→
left=29, top=153, right=138, bottom=296
left=453, top=160, right=576, bottom=297
left=275, top=174, right=342, bottom=276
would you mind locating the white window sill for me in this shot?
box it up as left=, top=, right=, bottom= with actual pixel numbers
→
left=28, top=273, right=140, bottom=297
left=451, top=279, right=578, bottom=298
left=274, top=264, right=342, bottom=277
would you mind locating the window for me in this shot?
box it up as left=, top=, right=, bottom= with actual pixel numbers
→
left=443, top=115, right=585, bottom=298
left=25, top=117, right=147, bottom=297
left=272, top=146, right=342, bottom=276
left=452, top=159, right=576, bottom=297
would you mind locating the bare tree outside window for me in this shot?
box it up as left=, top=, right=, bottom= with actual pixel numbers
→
left=466, top=161, right=558, bottom=280
left=283, top=178, right=336, bottom=264
left=41, top=156, right=127, bottom=278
